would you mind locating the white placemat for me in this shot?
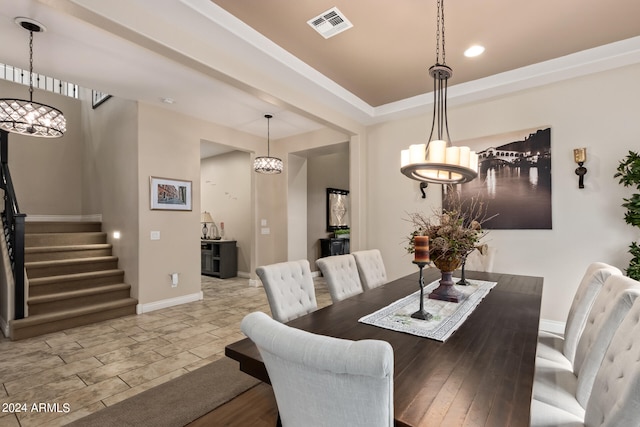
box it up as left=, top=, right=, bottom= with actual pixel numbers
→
left=358, top=278, right=497, bottom=342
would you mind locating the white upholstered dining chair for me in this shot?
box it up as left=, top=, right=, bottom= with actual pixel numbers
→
left=241, top=311, right=394, bottom=427
left=531, top=275, right=640, bottom=425
left=316, top=254, right=364, bottom=303
left=531, top=281, right=640, bottom=426
left=536, top=262, right=621, bottom=366
left=352, top=249, right=388, bottom=290
left=463, top=244, right=497, bottom=272
left=255, top=259, right=317, bottom=323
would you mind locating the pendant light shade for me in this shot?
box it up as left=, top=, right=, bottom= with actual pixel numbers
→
left=254, top=114, right=283, bottom=174
left=0, top=18, right=66, bottom=138
left=400, top=0, right=476, bottom=185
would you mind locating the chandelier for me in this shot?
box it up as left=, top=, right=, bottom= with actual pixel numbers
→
left=254, top=114, right=283, bottom=174
left=400, top=0, right=477, bottom=185
left=0, top=18, right=66, bottom=138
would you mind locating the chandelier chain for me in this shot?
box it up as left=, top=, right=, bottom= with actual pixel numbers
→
left=435, top=0, right=446, bottom=65
left=441, top=0, right=446, bottom=64
left=28, top=30, right=34, bottom=102
left=266, top=115, right=271, bottom=156
left=435, top=0, right=440, bottom=63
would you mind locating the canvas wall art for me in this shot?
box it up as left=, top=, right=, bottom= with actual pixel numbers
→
left=444, top=127, right=552, bottom=229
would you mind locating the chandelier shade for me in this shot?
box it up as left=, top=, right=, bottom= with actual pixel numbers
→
left=254, top=156, right=284, bottom=174
left=0, top=18, right=66, bottom=138
left=399, top=0, right=477, bottom=185
left=0, top=98, right=66, bottom=137
left=254, top=114, right=283, bottom=174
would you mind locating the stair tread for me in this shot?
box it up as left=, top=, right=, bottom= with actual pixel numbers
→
left=25, top=244, right=112, bottom=253
left=28, top=269, right=124, bottom=285
left=11, top=298, right=137, bottom=329
left=26, top=256, right=118, bottom=268
left=28, top=283, right=131, bottom=304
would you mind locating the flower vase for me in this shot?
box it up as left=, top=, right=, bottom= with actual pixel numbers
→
left=429, top=254, right=463, bottom=303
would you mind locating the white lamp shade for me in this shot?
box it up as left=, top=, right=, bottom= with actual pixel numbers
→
left=201, top=212, right=214, bottom=223
left=459, top=146, right=470, bottom=168
left=401, top=149, right=410, bottom=167
left=427, top=140, right=447, bottom=163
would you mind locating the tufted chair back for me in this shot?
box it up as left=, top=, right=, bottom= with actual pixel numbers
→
left=585, top=283, right=640, bottom=426
left=352, top=249, right=388, bottom=291
left=464, top=245, right=497, bottom=272
left=573, top=275, right=640, bottom=408
left=316, top=254, right=364, bottom=303
left=563, top=263, right=622, bottom=364
left=256, top=259, right=317, bottom=323
left=241, top=311, right=394, bottom=427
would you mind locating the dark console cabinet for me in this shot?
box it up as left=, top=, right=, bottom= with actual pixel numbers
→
left=201, top=240, right=237, bottom=278
left=320, top=238, right=350, bottom=257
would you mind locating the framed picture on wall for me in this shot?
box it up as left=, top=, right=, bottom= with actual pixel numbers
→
left=91, top=90, right=112, bottom=109
left=150, top=176, right=192, bottom=211
left=443, top=126, right=552, bottom=229
left=326, top=188, right=350, bottom=231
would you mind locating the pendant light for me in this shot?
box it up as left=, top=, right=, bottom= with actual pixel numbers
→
left=0, top=18, right=66, bottom=138
left=400, top=0, right=477, bottom=184
left=254, top=114, right=283, bottom=174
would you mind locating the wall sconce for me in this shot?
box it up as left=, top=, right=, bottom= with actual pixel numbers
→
left=419, top=182, right=428, bottom=198
left=574, top=148, right=587, bottom=189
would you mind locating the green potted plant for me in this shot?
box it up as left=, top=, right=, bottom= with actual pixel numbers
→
left=614, top=150, right=640, bottom=280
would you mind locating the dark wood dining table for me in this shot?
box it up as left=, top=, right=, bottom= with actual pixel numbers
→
left=225, top=269, right=543, bottom=427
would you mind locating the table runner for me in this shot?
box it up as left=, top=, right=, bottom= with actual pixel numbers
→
left=358, top=278, right=497, bottom=341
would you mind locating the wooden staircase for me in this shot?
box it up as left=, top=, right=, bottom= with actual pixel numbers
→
left=9, top=221, right=137, bottom=340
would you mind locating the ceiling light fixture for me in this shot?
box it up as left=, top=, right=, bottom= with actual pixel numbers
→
left=254, top=114, right=283, bottom=174
left=0, top=18, right=66, bottom=138
left=464, top=45, right=485, bottom=58
left=400, top=0, right=477, bottom=185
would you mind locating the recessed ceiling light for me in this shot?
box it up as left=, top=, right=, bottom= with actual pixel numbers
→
left=464, top=45, right=485, bottom=58
left=161, top=97, right=175, bottom=104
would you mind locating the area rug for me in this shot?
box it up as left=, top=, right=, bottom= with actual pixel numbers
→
left=67, top=357, right=260, bottom=427
left=359, top=278, right=497, bottom=342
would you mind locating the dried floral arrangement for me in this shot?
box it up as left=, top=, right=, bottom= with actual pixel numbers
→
left=406, top=186, right=495, bottom=266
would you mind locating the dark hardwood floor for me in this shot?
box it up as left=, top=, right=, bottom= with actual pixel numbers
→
left=186, top=383, right=278, bottom=427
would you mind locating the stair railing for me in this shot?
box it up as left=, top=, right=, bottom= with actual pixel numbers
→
left=0, top=130, right=26, bottom=319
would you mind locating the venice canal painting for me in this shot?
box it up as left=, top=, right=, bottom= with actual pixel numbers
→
left=445, top=127, right=552, bottom=229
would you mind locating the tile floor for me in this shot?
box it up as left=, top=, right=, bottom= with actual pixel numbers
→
left=0, top=276, right=332, bottom=427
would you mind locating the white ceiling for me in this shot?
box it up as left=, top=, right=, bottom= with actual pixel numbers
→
left=1, top=0, right=640, bottom=145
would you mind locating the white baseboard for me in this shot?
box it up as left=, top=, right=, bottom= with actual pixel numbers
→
left=136, top=291, right=203, bottom=314
left=237, top=271, right=250, bottom=279
left=249, top=278, right=261, bottom=288
left=539, top=318, right=565, bottom=334
left=26, top=214, right=103, bottom=222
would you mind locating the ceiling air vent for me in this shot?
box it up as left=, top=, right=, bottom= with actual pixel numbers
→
left=307, top=7, right=353, bottom=39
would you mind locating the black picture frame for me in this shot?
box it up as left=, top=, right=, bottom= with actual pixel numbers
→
left=92, top=90, right=112, bottom=109
left=326, top=188, right=349, bottom=231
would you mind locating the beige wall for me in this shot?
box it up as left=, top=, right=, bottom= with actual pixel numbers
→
left=81, top=92, right=140, bottom=297
left=306, top=151, right=350, bottom=270
left=1, top=80, right=83, bottom=215
left=200, top=150, right=252, bottom=275
left=287, top=153, right=307, bottom=262
left=136, top=104, right=201, bottom=305
left=135, top=103, right=267, bottom=302
left=366, top=64, right=640, bottom=322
